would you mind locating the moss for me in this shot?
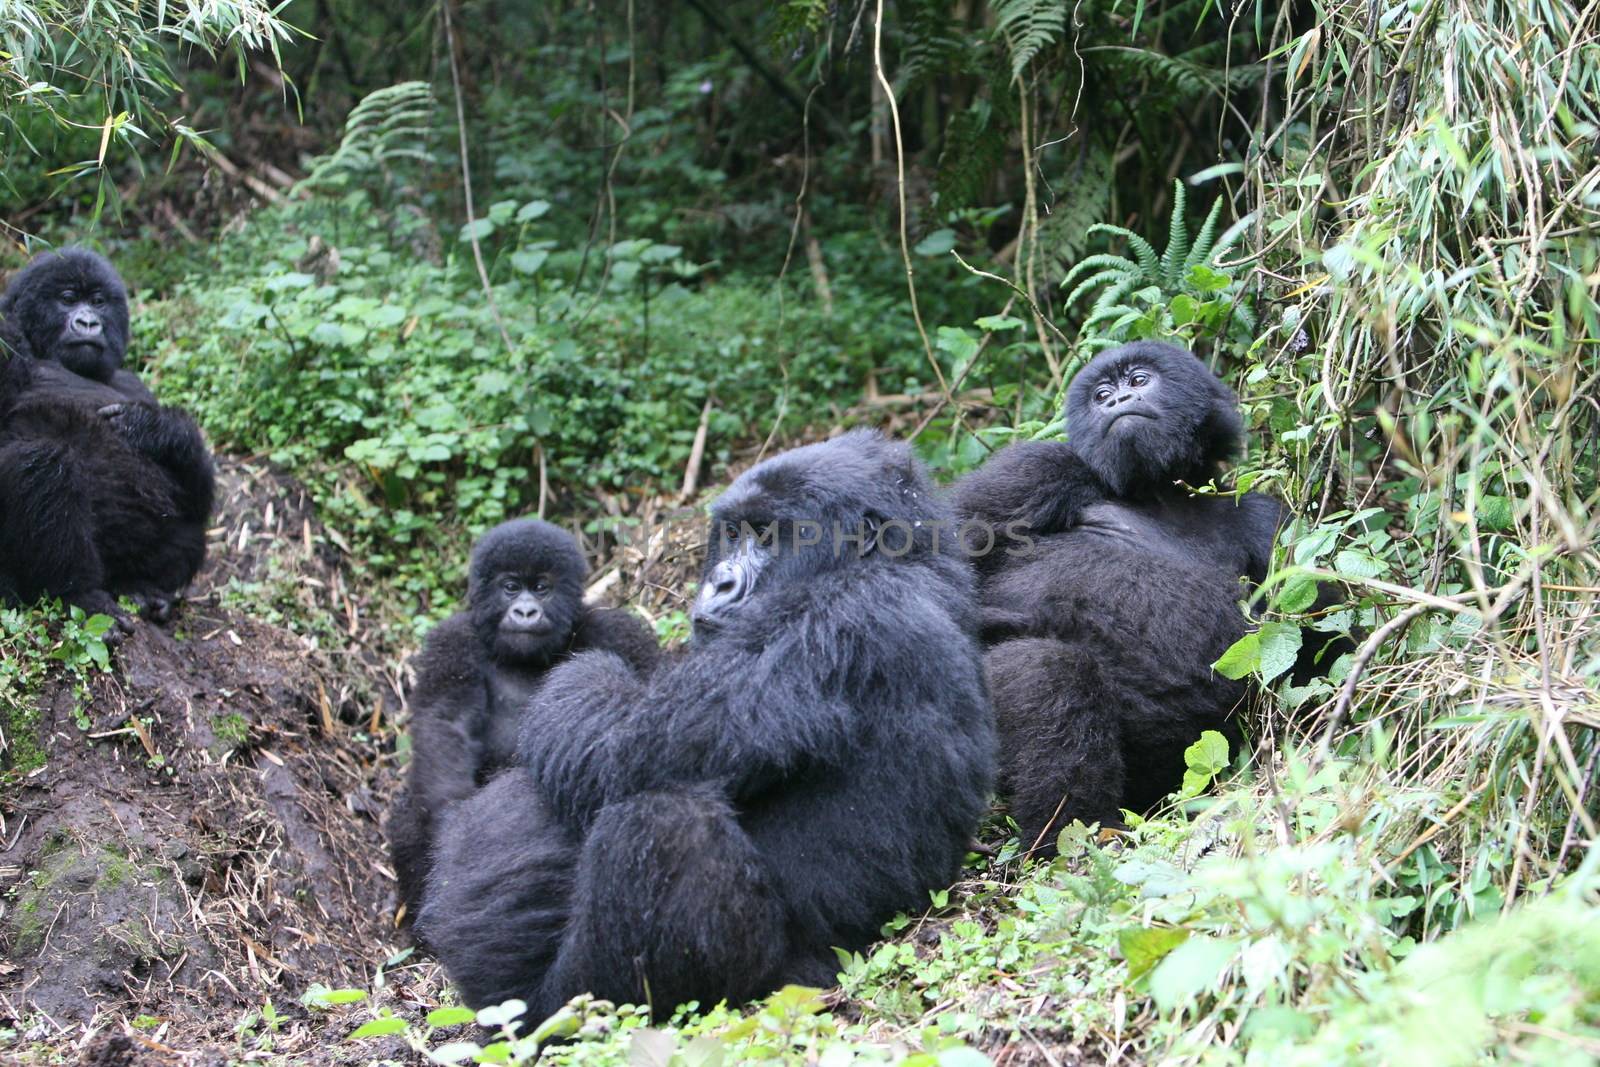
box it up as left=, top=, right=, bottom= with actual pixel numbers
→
left=0, top=683, right=47, bottom=785
left=95, top=848, right=135, bottom=890
left=210, top=711, right=251, bottom=752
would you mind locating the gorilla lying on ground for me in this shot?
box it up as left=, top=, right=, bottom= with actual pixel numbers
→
left=419, top=430, right=996, bottom=1017
left=0, top=248, right=215, bottom=630
left=387, top=518, right=659, bottom=927
left=953, top=340, right=1329, bottom=852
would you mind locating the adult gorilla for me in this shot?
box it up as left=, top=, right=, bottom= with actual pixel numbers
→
left=387, top=518, right=660, bottom=927
left=0, top=248, right=214, bottom=626
left=419, top=430, right=995, bottom=1017
left=953, top=341, right=1330, bottom=851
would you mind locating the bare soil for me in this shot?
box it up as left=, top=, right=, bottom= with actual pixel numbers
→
left=0, top=459, right=406, bottom=1059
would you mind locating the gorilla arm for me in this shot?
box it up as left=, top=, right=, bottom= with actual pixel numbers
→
left=405, top=615, right=493, bottom=814
left=97, top=400, right=215, bottom=523
left=950, top=441, right=1106, bottom=572
left=522, top=595, right=864, bottom=832
left=571, top=604, right=661, bottom=673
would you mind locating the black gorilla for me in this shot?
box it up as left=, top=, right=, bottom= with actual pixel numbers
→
left=387, top=518, right=660, bottom=926
left=953, top=340, right=1297, bottom=851
left=418, top=430, right=995, bottom=1017
left=0, top=248, right=215, bottom=626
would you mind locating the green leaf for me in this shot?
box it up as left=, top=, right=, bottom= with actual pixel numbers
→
left=476, top=999, right=526, bottom=1028
left=1149, top=935, right=1240, bottom=1011
left=516, top=199, right=551, bottom=222
left=426, top=1006, right=477, bottom=1027
left=1212, top=631, right=1260, bottom=679
left=1275, top=575, right=1320, bottom=613
left=1180, top=729, right=1231, bottom=797
left=1477, top=494, right=1515, bottom=530
left=459, top=218, right=495, bottom=242
left=1333, top=548, right=1386, bottom=580
left=430, top=1042, right=482, bottom=1064
left=935, top=326, right=980, bottom=374
left=914, top=228, right=958, bottom=256
left=640, top=242, right=682, bottom=264
left=974, top=314, right=1024, bottom=331
left=630, top=1028, right=677, bottom=1067
left=348, top=1016, right=408, bottom=1039
left=511, top=249, right=550, bottom=275
left=1257, top=622, right=1304, bottom=683
left=1120, top=926, right=1190, bottom=982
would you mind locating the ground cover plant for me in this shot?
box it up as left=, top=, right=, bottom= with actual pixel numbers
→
left=0, top=0, right=1596, bottom=1062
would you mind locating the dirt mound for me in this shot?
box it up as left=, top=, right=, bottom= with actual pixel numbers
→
left=0, top=459, right=402, bottom=1047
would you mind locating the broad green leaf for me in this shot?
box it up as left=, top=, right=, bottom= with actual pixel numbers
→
left=511, top=249, right=550, bottom=275
left=1149, top=935, right=1239, bottom=1011
left=914, top=228, right=958, bottom=256
left=516, top=199, right=551, bottom=222
left=430, top=1041, right=482, bottom=1064
left=1212, top=631, right=1260, bottom=679
left=426, top=1006, right=477, bottom=1027
left=1257, top=622, right=1304, bottom=683
left=1275, top=574, right=1320, bottom=613
left=459, top=218, right=496, bottom=242
left=974, top=314, right=1024, bottom=331
left=1120, top=926, right=1190, bottom=982
left=348, top=1016, right=408, bottom=1039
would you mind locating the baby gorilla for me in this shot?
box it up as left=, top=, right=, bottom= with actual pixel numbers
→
left=386, top=519, right=659, bottom=926
left=418, top=430, right=995, bottom=1018
left=0, top=248, right=215, bottom=627
left=954, top=341, right=1325, bottom=851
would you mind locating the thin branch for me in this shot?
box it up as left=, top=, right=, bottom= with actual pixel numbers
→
left=872, top=0, right=949, bottom=399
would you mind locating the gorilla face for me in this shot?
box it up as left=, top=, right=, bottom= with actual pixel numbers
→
left=692, top=429, right=945, bottom=631
left=0, top=249, right=130, bottom=382
left=468, top=519, right=588, bottom=665
left=1065, top=341, right=1242, bottom=496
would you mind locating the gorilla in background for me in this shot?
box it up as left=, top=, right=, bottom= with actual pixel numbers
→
left=387, top=518, right=660, bottom=927
left=0, top=248, right=215, bottom=629
left=953, top=341, right=1332, bottom=851
left=418, top=430, right=996, bottom=1018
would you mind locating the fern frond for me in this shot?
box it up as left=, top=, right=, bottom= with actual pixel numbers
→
left=992, top=0, right=1068, bottom=80
left=1159, top=180, right=1190, bottom=283
left=1060, top=253, right=1137, bottom=288
left=1184, top=197, right=1227, bottom=270
left=1065, top=268, right=1135, bottom=309
left=297, top=81, right=434, bottom=195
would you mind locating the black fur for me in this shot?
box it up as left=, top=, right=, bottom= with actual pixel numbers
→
left=419, top=430, right=996, bottom=1017
left=953, top=341, right=1290, bottom=851
left=387, top=518, right=660, bottom=928
left=0, top=248, right=215, bottom=626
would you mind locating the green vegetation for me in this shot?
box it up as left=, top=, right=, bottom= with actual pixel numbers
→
left=0, top=603, right=116, bottom=784
left=2, top=0, right=1596, bottom=1061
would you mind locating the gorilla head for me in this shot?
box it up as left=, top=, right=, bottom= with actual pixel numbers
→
left=1065, top=341, right=1243, bottom=497
left=693, top=429, right=947, bottom=631
left=0, top=248, right=130, bottom=382
left=468, top=519, right=588, bottom=665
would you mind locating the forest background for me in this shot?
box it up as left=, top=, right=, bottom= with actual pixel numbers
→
left=1, top=0, right=1597, bottom=1063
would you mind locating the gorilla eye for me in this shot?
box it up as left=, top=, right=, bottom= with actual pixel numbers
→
left=532, top=578, right=551, bottom=595
left=1130, top=370, right=1151, bottom=387
left=1094, top=386, right=1114, bottom=403
left=60, top=289, right=77, bottom=302
left=501, top=578, right=523, bottom=595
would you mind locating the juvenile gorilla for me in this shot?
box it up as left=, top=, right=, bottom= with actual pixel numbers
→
left=0, top=248, right=214, bottom=626
left=387, top=518, right=660, bottom=925
left=419, top=431, right=996, bottom=1017
left=953, top=341, right=1314, bottom=850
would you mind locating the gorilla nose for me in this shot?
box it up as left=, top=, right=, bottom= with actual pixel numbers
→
left=70, top=311, right=103, bottom=336
left=509, top=603, right=543, bottom=625
left=694, top=560, right=750, bottom=620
